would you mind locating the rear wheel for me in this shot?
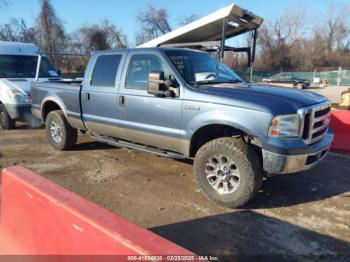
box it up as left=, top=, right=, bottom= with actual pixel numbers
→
left=45, top=110, right=77, bottom=150
left=194, top=137, right=263, bottom=208
left=0, top=104, right=15, bottom=130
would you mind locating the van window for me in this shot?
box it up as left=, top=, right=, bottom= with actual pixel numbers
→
left=0, top=55, right=57, bottom=78
left=91, top=55, right=121, bottom=87
left=125, top=54, right=172, bottom=89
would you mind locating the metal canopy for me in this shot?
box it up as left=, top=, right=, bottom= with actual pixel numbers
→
left=138, top=3, right=263, bottom=48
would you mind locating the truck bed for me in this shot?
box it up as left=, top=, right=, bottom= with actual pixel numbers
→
left=31, top=80, right=84, bottom=130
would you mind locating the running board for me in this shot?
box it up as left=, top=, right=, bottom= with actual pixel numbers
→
left=90, top=134, right=185, bottom=159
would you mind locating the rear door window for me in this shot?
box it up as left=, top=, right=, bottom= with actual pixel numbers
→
left=91, top=55, right=122, bottom=87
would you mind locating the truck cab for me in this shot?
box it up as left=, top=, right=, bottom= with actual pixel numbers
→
left=0, top=41, right=59, bottom=129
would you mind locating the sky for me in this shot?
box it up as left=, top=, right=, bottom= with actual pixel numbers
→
left=0, top=0, right=348, bottom=46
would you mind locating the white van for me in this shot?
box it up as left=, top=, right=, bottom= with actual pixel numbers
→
left=0, top=41, right=59, bottom=129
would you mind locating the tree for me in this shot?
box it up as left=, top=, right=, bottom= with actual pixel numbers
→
left=302, top=3, right=350, bottom=69
left=178, top=14, right=199, bottom=26
left=0, top=19, right=39, bottom=43
left=253, top=3, right=350, bottom=71
left=72, top=20, right=127, bottom=53
left=136, top=4, right=171, bottom=45
left=323, top=4, right=349, bottom=54
left=37, top=0, right=66, bottom=54
left=254, top=4, right=311, bottom=71
left=65, top=20, right=127, bottom=74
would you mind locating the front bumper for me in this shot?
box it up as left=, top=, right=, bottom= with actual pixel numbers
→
left=4, top=103, right=31, bottom=121
left=262, top=130, right=333, bottom=174
left=263, top=146, right=330, bottom=174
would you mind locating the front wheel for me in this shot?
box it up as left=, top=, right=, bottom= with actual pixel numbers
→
left=0, top=104, right=15, bottom=130
left=45, top=110, right=78, bottom=150
left=194, top=137, right=263, bottom=208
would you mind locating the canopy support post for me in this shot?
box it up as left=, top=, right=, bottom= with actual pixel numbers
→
left=249, top=28, right=258, bottom=82
left=220, top=18, right=227, bottom=61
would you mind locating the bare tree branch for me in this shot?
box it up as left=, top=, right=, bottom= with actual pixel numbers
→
left=178, top=14, right=199, bottom=26
left=136, top=4, right=171, bottom=45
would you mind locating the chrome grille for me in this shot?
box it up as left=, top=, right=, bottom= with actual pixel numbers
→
left=298, top=102, right=332, bottom=145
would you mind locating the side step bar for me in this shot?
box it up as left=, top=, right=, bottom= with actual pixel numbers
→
left=90, top=134, right=185, bottom=159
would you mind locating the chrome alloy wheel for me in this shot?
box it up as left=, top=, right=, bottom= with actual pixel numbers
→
left=50, top=120, right=63, bottom=143
left=205, top=154, right=240, bottom=194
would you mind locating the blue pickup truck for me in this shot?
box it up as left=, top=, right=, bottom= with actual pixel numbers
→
left=31, top=48, right=333, bottom=208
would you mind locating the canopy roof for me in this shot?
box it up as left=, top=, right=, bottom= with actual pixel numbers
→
left=139, top=3, right=263, bottom=48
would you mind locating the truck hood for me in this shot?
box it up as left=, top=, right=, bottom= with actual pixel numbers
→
left=198, top=82, right=328, bottom=114
left=1, top=78, right=32, bottom=95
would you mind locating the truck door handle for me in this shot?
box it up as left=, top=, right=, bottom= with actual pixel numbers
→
left=86, top=93, right=91, bottom=101
left=119, top=96, right=125, bottom=107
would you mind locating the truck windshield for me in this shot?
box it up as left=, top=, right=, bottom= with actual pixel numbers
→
left=166, top=50, right=243, bottom=86
left=0, top=55, right=58, bottom=78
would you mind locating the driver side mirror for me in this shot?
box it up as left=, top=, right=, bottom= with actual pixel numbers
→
left=147, top=71, right=179, bottom=97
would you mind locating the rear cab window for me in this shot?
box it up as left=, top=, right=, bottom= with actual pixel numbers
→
left=91, top=55, right=122, bottom=87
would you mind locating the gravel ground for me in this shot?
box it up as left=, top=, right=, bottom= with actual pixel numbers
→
left=306, top=85, right=349, bottom=104
left=0, top=124, right=349, bottom=259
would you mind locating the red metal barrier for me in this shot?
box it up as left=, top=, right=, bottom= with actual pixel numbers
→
left=0, top=166, right=194, bottom=255
left=331, top=109, right=350, bottom=155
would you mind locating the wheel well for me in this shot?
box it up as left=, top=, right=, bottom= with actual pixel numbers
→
left=42, top=101, right=61, bottom=121
left=189, top=124, right=246, bottom=157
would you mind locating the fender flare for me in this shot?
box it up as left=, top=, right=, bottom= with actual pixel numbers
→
left=41, top=96, right=69, bottom=121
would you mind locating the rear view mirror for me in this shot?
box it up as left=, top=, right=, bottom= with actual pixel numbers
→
left=147, top=71, right=179, bottom=97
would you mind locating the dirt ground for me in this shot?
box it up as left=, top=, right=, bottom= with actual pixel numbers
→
left=0, top=124, right=349, bottom=258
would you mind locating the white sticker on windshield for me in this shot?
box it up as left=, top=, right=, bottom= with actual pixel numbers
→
left=49, top=70, right=59, bottom=77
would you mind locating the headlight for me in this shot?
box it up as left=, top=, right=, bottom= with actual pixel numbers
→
left=7, top=89, right=28, bottom=102
left=268, top=114, right=301, bottom=138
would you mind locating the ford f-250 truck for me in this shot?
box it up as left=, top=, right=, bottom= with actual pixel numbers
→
left=31, top=48, right=333, bottom=208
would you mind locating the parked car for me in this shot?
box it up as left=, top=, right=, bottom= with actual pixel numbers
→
left=31, top=48, right=333, bottom=208
left=0, top=41, right=60, bottom=129
left=262, top=73, right=311, bottom=89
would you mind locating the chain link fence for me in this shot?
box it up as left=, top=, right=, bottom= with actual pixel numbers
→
left=237, top=69, right=350, bottom=86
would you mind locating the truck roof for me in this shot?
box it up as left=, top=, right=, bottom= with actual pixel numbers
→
left=0, top=41, right=40, bottom=56
left=94, top=47, right=203, bottom=55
